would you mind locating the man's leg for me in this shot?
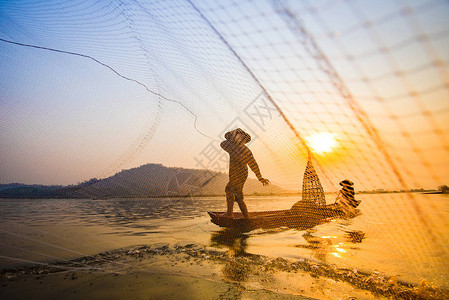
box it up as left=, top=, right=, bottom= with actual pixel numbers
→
left=223, top=183, right=234, bottom=218
left=235, top=191, right=249, bottom=219
left=225, top=192, right=235, bottom=217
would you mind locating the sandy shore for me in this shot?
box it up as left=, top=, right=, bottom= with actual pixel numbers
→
left=1, top=272, right=312, bottom=300
left=1, top=243, right=447, bottom=299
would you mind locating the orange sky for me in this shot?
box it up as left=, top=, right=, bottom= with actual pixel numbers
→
left=0, top=0, right=448, bottom=191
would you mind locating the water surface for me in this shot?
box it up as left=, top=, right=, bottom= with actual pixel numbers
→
left=0, top=193, right=447, bottom=288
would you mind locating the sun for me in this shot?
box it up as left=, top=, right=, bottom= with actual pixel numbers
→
left=306, top=132, right=338, bottom=154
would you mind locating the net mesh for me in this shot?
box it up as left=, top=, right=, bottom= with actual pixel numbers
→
left=0, top=0, right=448, bottom=292
left=1, top=0, right=447, bottom=190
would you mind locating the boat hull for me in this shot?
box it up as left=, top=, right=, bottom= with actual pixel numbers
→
left=208, top=204, right=345, bottom=231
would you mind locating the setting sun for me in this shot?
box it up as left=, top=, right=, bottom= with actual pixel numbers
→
left=306, top=132, right=338, bottom=154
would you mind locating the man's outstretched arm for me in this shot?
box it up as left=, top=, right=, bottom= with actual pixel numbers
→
left=247, top=151, right=270, bottom=186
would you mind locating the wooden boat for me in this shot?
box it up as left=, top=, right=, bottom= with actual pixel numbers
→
left=208, top=203, right=347, bottom=231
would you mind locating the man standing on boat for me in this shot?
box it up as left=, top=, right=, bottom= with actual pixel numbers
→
left=220, top=128, right=270, bottom=219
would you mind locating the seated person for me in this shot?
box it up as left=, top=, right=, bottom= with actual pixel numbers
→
left=335, top=179, right=361, bottom=215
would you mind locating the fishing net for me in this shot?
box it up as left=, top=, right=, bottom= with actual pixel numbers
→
left=1, top=0, right=448, bottom=293
left=1, top=0, right=448, bottom=191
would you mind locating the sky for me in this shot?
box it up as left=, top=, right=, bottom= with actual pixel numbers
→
left=0, top=0, right=448, bottom=191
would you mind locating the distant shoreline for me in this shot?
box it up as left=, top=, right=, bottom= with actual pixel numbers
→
left=1, top=190, right=446, bottom=200
left=2, top=163, right=446, bottom=199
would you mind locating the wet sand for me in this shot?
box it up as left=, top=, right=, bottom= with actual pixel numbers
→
left=1, top=272, right=310, bottom=300
left=2, top=243, right=447, bottom=300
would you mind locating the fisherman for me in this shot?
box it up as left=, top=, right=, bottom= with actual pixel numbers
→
left=335, top=179, right=361, bottom=215
left=220, top=128, right=269, bottom=219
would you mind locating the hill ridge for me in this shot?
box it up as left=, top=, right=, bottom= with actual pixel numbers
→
left=0, top=163, right=287, bottom=198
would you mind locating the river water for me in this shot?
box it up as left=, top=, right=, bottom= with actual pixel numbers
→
left=0, top=193, right=447, bottom=288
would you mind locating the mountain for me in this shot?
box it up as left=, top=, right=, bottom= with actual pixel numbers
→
left=0, top=184, right=63, bottom=198
left=0, top=164, right=288, bottom=198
